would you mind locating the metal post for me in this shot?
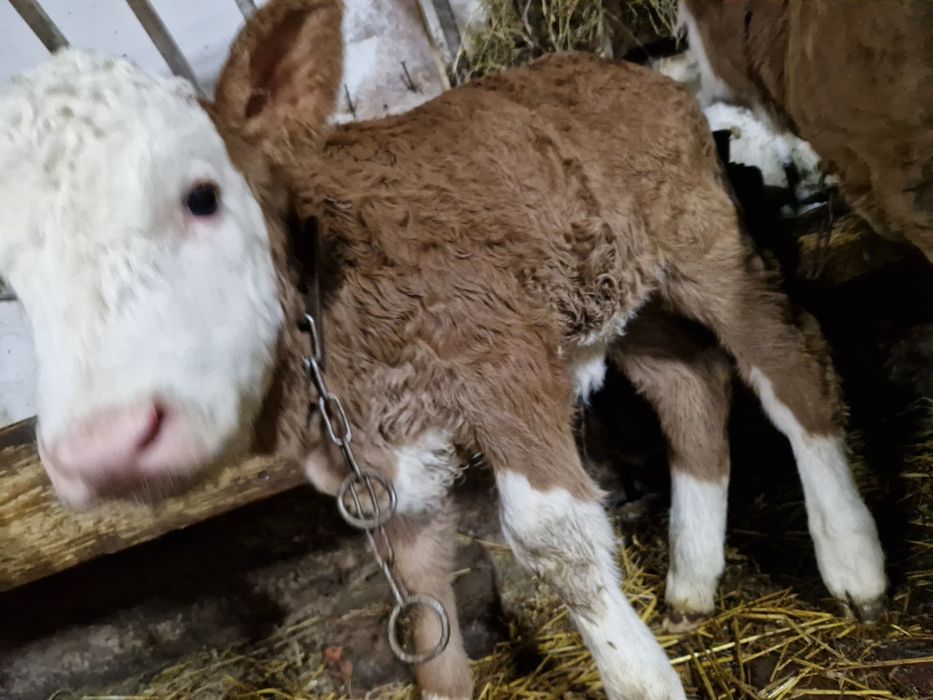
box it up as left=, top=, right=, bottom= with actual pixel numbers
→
left=416, top=0, right=462, bottom=67
left=126, top=0, right=203, bottom=96
left=234, top=0, right=256, bottom=19
left=9, top=0, right=68, bottom=52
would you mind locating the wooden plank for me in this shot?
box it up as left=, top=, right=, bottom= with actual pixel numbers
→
left=126, top=0, right=203, bottom=95
left=0, top=418, right=36, bottom=451
left=0, top=432, right=307, bottom=592
left=9, top=0, right=68, bottom=52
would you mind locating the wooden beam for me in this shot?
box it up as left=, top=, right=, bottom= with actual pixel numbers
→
left=0, top=430, right=307, bottom=592
left=9, top=0, right=68, bottom=52
left=0, top=418, right=35, bottom=451
left=126, top=0, right=204, bottom=96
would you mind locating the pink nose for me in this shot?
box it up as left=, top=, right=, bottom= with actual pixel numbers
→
left=42, top=401, right=202, bottom=497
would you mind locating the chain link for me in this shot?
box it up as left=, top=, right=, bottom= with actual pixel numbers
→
left=301, top=314, right=458, bottom=665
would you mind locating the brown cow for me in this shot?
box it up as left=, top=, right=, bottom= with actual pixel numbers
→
left=679, top=0, right=933, bottom=261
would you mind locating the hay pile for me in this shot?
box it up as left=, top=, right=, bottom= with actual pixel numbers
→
left=452, top=0, right=679, bottom=84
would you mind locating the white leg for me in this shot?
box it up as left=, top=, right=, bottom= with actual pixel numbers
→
left=497, top=470, right=686, bottom=700
left=749, top=369, right=886, bottom=617
left=666, top=471, right=728, bottom=626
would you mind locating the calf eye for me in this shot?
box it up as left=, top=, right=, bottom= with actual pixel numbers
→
left=185, top=181, right=220, bottom=217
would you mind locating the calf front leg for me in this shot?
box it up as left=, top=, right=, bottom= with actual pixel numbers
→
left=464, top=348, right=686, bottom=700
left=496, top=470, right=686, bottom=699
left=388, top=508, right=473, bottom=700
left=306, top=443, right=472, bottom=698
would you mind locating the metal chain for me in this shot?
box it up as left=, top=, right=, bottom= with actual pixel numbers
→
left=301, top=313, right=481, bottom=665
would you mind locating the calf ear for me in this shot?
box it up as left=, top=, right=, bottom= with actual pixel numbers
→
left=214, top=0, right=343, bottom=149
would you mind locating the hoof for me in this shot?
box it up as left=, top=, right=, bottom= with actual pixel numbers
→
left=663, top=609, right=711, bottom=634
left=841, top=594, right=886, bottom=624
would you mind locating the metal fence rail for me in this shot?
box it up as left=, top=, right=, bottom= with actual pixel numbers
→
left=233, top=0, right=256, bottom=18
left=125, top=0, right=204, bottom=96
left=12, top=0, right=209, bottom=93
left=8, top=0, right=457, bottom=98
left=9, top=0, right=67, bottom=52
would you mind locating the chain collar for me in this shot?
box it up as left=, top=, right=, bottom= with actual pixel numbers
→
left=296, top=220, right=451, bottom=665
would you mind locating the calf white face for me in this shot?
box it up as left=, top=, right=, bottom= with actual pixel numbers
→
left=0, top=50, right=283, bottom=505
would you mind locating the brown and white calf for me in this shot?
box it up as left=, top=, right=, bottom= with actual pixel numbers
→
left=0, top=1, right=885, bottom=698
left=678, top=0, right=933, bottom=262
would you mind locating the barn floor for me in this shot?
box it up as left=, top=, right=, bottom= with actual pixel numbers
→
left=0, top=214, right=930, bottom=700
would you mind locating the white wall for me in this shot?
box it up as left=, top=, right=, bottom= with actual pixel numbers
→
left=0, top=0, right=468, bottom=428
left=0, top=0, right=457, bottom=118
left=0, top=302, right=36, bottom=427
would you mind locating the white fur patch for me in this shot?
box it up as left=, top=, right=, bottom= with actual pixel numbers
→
left=669, top=4, right=839, bottom=203
left=567, top=342, right=608, bottom=403
left=392, top=430, right=462, bottom=515
left=0, top=50, right=283, bottom=493
left=652, top=52, right=701, bottom=93
left=703, top=102, right=826, bottom=193
left=654, top=48, right=829, bottom=196
left=666, top=472, right=729, bottom=614
left=676, top=1, right=734, bottom=106
left=748, top=369, right=886, bottom=606
left=497, top=471, right=686, bottom=700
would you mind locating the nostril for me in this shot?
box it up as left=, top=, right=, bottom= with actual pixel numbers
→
left=48, top=401, right=165, bottom=476
left=40, top=399, right=206, bottom=502
left=138, top=404, right=165, bottom=451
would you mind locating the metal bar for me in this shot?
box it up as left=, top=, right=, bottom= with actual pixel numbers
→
left=234, top=0, right=256, bottom=19
left=126, top=0, right=203, bottom=96
left=9, top=0, right=69, bottom=52
left=431, top=0, right=462, bottom=61
left=416, top=0, right=462, bottom=68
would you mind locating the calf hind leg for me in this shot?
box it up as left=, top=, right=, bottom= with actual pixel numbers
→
left=612, top=312, right=733, bottom=631
left=666, top=241, right=886, bottom=620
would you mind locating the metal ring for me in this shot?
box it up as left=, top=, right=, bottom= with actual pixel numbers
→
left=336, top=471, right=396, bottom=529
left=387, top=594, right=450, bottom=665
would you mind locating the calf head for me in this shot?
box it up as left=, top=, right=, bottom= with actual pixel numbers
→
left=0, top=0, right=343, bottom=505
